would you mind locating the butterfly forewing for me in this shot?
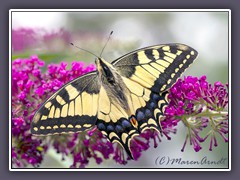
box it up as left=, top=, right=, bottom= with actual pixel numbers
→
left=31, top=72, right=100, bottom=135
left=112, top=43, right=198, bottom=93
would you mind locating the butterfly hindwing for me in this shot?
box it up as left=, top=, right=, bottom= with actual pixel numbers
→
left=112, top=43, right=198, bottom=93
left=31, top=72, right=100, bottom=135
left=96, top=85, right=140, bottom=159
left=96, top=77, right=169, bottom=159
left=123, top=76, right=169, bottom=132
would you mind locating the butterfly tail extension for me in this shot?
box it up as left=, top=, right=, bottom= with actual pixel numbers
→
left=96, top=117, right=140, bottom=159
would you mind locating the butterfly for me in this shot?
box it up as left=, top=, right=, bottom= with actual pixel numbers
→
left=31, top=43, right=198, bottom=159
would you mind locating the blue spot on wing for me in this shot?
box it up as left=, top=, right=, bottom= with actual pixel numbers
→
left=122, top=120, right=131, bottom=128
left=136, top=111, right=145, bottom=121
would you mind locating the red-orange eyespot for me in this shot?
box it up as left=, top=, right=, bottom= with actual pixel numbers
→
left=130, top=117, right=138, bottom=128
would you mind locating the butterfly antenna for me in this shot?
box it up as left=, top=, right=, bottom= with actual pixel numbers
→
left=100, top=31, right=113, bottom=57
left=70, top=43, right=99, bottom=58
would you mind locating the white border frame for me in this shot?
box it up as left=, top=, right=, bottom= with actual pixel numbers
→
left=9, top=9, right=231, bottom=171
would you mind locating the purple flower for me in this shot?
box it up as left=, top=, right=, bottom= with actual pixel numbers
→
left=11, top=55, right=98, bottom=168
left=165, top=76, right=228, bottom=152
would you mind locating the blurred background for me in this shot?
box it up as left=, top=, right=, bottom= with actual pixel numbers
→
left=11, top=11, right=229, bottom=168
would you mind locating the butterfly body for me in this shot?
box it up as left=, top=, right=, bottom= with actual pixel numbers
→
left=96, top=58, right=131, bottom=113
left=31, top=43, right=198, bottom=159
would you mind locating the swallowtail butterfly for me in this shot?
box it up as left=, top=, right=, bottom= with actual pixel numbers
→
left=31, top=43, right=198, bottom=159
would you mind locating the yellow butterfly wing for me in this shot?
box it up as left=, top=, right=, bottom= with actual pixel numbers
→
left=112, top=43, right=198, bottom=92
left=31, top=72, right=100, bottom=135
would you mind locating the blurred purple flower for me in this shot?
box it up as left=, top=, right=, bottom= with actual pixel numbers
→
left=43, top=28, right=71, bottom=44
left=12, top=28, right=71, bottom=53
left=12, top=28, right=38, bottom=52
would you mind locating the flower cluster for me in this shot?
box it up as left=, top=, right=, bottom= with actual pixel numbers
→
left=12, top=56, right=95, bottom=167
left=11, top=56, right=229, bottom=168
left=165, top=76, right=228, bottom=152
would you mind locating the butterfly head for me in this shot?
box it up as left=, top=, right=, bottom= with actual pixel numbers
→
left=96, top=58, right=116, bottom=84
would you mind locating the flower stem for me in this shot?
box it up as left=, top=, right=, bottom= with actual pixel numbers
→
left=194, top=109, right=228, bottom=118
